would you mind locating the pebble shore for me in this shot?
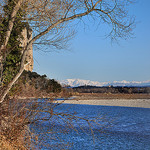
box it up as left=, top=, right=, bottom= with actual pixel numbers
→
left=58, top=99, right=150, bottom=108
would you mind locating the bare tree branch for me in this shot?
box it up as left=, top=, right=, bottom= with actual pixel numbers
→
left=0, top=0, right=135, bottom=103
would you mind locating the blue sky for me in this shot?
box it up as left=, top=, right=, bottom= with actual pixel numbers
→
left=33, top=1, right=150, bottom=82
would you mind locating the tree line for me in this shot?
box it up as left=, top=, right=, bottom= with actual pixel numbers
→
left=72, top=85, right=150, bottom=94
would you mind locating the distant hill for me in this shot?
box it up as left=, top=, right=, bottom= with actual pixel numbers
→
left=60, top=79, right=150, bottom=87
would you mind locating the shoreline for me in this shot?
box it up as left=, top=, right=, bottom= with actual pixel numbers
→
left=16, top=94, right=150, bottom=108
left=58, top=99, right=150, bottom=108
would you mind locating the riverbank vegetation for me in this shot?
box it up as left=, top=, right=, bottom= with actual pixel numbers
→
left=73, top=93, right=150, bottom=100
left=9, top=71, right=63, bottom=98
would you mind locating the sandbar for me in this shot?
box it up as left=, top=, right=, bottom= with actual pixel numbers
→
left=58, top=99, right=150, bottom=108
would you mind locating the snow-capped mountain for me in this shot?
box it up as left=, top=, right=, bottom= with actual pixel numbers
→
left=59, top=79, right=150, bottom=87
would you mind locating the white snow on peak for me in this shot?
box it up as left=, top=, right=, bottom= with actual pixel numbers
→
left=59, top=79, right=150, bottom=87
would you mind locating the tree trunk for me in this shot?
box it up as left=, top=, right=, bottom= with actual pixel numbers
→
left=0, top=43, right=31, bottom=103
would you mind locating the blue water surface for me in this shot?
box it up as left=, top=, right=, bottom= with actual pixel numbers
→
left=31, top=103, right=150, bottom=150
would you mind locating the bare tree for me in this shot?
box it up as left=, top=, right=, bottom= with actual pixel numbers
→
left=0, top=0, right=135, bottom=103
left=0, top=98, right=111, bottom=149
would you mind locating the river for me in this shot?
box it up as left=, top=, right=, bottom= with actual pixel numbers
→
left=30, top=101, right=150, bottom=150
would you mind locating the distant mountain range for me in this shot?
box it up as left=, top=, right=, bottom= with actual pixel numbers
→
left=59, top=79, right=150, bottom=87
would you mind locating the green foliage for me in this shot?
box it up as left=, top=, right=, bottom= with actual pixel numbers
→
left=0, top=0, right=28, bottom=84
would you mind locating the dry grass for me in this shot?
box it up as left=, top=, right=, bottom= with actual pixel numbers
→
left=75, top=93, right=150, bottom=100
left=0, top=99, right=34, bottom=150
left=0, top=135, right=27, bottom=150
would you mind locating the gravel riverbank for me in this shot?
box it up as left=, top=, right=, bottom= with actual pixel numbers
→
left=58, top=99, right=150, bottom=108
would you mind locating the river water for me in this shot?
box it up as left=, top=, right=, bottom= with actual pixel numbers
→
left=30, top=102, right=150, bottom=150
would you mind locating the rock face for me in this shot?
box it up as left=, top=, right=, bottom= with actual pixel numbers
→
left=20, top=27, right=33, bottom=72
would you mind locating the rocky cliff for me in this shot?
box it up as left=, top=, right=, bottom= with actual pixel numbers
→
left=20, top=27, right=33, bottom=72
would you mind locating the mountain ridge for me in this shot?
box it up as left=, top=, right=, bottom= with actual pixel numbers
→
left=59, top=79, right=150, bottom=87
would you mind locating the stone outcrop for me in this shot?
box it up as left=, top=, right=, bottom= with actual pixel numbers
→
left=20, top=27, right=33, bottom=72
